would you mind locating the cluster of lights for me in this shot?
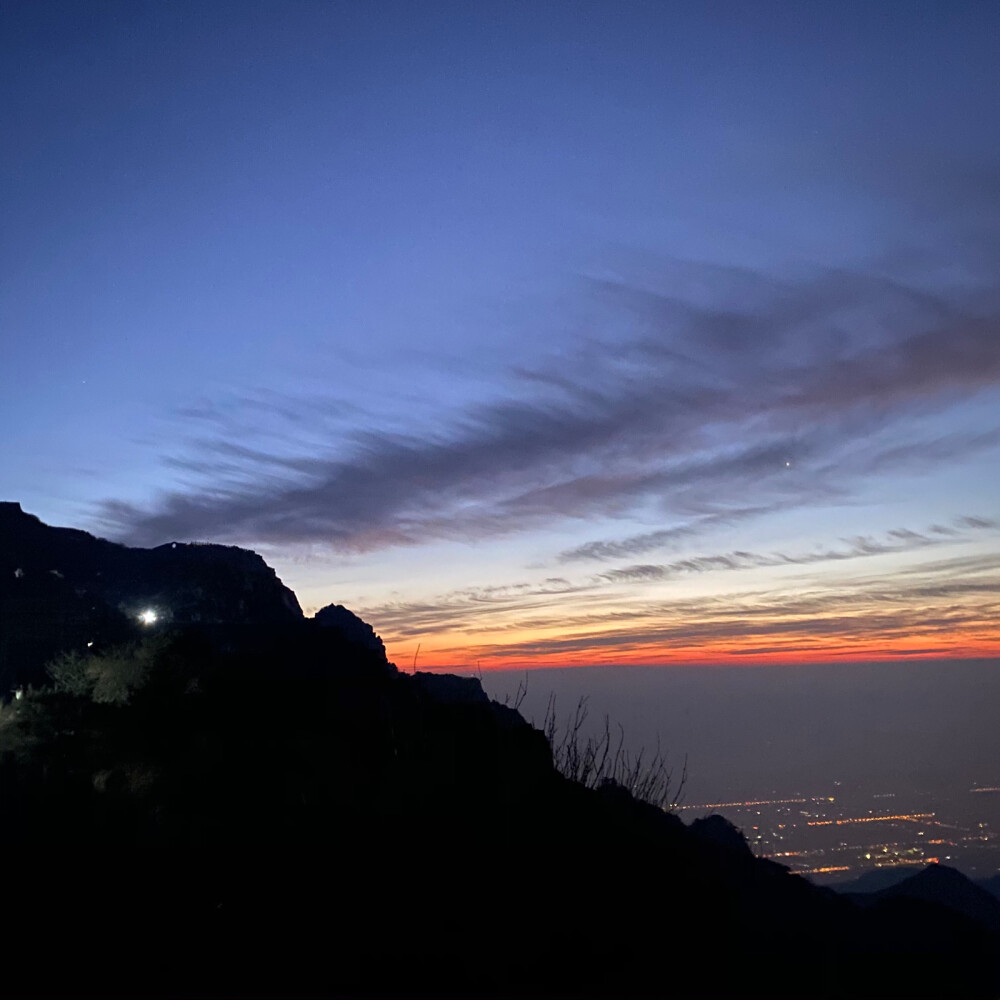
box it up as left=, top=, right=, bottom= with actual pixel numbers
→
left=138, top=609, right=158, bottom=625
left=677, top=796, right=815, bottom=811
left=717, top=784, right=999, bottom=883
left=806, top=813, right=933, bottom=827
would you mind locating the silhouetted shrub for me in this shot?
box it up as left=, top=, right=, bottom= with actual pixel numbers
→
left=48, top=637, right=165, bottom=704
left=543, top=693, right=686, bottom=810
left=0, top=692, right=42, bottom=760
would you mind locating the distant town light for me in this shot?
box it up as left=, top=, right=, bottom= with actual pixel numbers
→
left=139, top=609, right=158, bottom=625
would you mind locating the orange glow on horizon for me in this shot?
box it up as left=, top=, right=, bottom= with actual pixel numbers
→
left=360, top=570, right=1000, bottom=672
left=386, top=635, right=1000, bottom=672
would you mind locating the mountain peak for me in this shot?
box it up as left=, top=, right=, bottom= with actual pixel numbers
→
left=0, top=503, right=304, bottom=692
left=877, top=861, right=1000, bottom=932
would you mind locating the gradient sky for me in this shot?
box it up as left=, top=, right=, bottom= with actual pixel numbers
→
left=3, top=0, right=998, bottom=670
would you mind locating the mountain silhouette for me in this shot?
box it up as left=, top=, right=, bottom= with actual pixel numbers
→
left=0, top=500, right=301, bottom=691
left=861, top=862, right=1000, bottom=933
left=834, top=865, right=917, bottom=895
left=0, top=503, right=997, bottom=998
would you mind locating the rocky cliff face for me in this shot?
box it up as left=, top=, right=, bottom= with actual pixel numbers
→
left=0, top=502, right=302, bottom=691
left=313, top=602, right=386, bottom=656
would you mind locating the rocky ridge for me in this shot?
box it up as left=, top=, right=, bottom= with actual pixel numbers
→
left=0, top=503, right=997, bottom=999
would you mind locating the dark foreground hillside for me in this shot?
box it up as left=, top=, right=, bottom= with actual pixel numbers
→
left=0, top=506, right=997, bottom=999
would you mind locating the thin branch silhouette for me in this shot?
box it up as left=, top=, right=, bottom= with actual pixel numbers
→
left=542, top=695, right=686, bottom=810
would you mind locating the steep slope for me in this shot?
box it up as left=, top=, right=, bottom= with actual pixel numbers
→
left=0, top=504, right=998, bottom=998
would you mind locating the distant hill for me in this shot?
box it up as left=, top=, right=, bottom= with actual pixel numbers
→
left=858, top=863, right=1000, bottom=933
left=838, top=862, right=1000, bottom=933
left=833, top=866, right=920, bottom=895
left=0, top=503, right=997, bottom=999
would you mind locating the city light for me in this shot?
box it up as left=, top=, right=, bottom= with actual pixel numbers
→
left=677, top=797, right=808, bottom=811
left=806, top=813, right=933, bottom=827
left=685, top=786, right=999, bottom=884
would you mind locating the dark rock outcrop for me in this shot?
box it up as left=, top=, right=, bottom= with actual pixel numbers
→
left=313, top=601, right=386, bottom=656
left=689, top=812, right=755, bottom=857
left=411, top=669, right=489, bottom=705
left=0, top=502, right=301, bottom=692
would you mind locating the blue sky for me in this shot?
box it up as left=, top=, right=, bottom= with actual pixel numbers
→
left=3, top=1, right=998, bottom=667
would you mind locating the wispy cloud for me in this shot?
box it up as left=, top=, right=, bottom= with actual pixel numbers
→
left=559, top=504, right=799, bottom=563
left=100, top=257, right=1000, bottom=551
left=429, top=552, right=1000, bottom=665
left=353, top=521, right=1000, bottom=664
left=594, top=521, right=987, bottom=584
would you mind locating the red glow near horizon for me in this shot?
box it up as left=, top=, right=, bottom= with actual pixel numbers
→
left=359, top=557, right=1000, bottom=672
left=388, top=636, right=1000, bottom=672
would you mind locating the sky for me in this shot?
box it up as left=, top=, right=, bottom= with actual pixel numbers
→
left=2, top=0, right=999, bottom=671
